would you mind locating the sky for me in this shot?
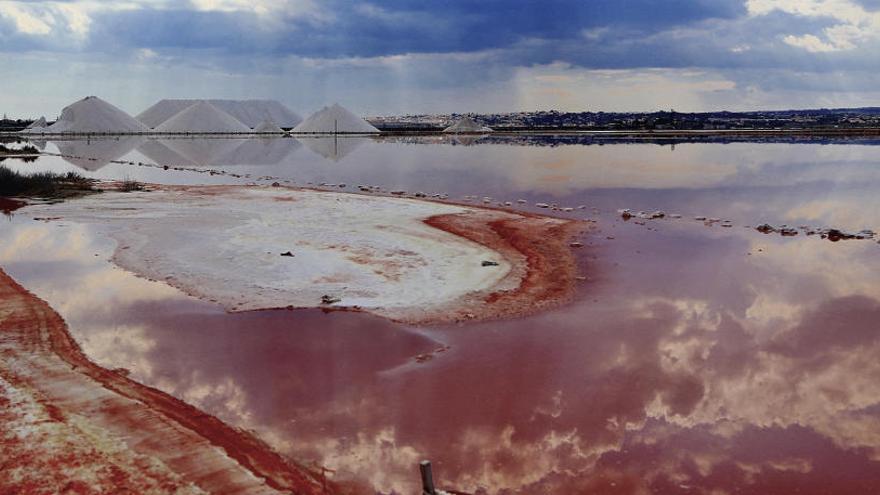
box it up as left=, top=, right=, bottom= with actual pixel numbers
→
left=1, top=0, right=880, bottom=117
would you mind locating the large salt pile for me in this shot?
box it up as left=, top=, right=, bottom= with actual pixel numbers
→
left=443, top=116, right=494, bottom=133
left=41, top=96, right=148, bottom=134
left=254, top=119, right=284, bottom=134
left=154, top=101, right=251, bottom=134
left=22, top=116, right=48, bottom=133
left=292, top=103, right=379, bottom=134
left=137, top=99, right=302, bottom=129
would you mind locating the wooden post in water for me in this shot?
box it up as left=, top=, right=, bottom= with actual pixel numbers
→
left=420, top=460, right=436, bottom=495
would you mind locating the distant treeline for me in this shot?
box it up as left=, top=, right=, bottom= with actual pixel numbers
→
left=373, top=107, right=880, bottom=132
left=0, top=118, right=34, bottom=132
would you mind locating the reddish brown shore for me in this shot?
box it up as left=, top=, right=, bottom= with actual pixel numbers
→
left=419, top=209, right=586, bottom=324
left=0, top=267, right=334, bottom=495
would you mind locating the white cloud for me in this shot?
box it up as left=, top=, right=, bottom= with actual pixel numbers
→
left=0, top=1, right=53, bottom=35
left=0, top=1, right=145, bottom=38
left=747, top=0, right=880, bottom=52
left=188, top=0, right=330, bottom=23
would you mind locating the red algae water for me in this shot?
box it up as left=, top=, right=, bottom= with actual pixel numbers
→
left=3, top=136, right=880, bottom=494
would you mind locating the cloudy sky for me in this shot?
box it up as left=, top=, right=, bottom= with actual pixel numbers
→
left=2, top=0, right=880, bottom=117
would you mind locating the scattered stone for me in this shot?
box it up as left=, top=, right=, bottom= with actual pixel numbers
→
left=535, top=203, right=550, bottom=208
left=390, top=190, right=406, bottom=195
left=755, top=223, right=776, bottom=234
left=517, top=199, right=527, bottom=204
left=320, top=294, right=341, bottom=305
left=569, top=241, right=584, bottom=248
left=694, top=216, right=706, bottom=221
left=280, top=251, right=294, bottom=257
left=779, top=227, right=798, bottom=236
left=618, top=209, right=633, bottom=220
left=481, top=260, right=500, bottom=267
left=823, top=229, right=857, bottom=242
left=271, top=182, right=281, bottom=187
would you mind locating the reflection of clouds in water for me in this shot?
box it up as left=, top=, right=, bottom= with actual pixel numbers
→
left=784, top=196, right=880, bottom=229
left=0, top=220, right=184, bottom=379
left=5, top=141, right=880, bottom=493
left=0, top=223, right=92, bottom=261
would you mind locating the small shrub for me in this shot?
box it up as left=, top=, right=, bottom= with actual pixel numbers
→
left=118, top=179, right=144, bottom=192
left=0, top=166, right=96, bottom=198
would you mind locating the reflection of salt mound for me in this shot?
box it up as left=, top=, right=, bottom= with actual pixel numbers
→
left=450, top=135, right=485, bottom=146
left=53, top=136, right=146, bottom=171
left=220, top=137, right=300, bottom=165
left=297, top=136, right=367, bottom=161
left=43, top=96, right=148, bottom=134
left=443, top=116, right=493, bottom=133
left=141, top=137, right=300, bottom=166
left=292, top=104, right=379, bottom=134
left=254, top=119, right=284, bottom=134
left=137, top=99, right=302, bottom=129
left=137, top=139, right=197, bottom=167
left=159, top=138, right=246, bottom=166
left=155, top=101, right=251, bottom=134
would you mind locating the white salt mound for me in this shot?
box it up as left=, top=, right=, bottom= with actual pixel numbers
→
left=42, top=96, right=148, bottom=134
left=254, top=119, right=284, bottom=134
left=24, top=116, right=47, bottom=130
left=137, top=99, right=302, bottom=128
left=292, top=103, right=379, bottom=134
left=443, top=116, right=493, bottom=133
left=155, top=101, right=251, bottom=134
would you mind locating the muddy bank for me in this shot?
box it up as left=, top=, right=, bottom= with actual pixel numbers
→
left=0, top=267, right=331, bottom=494
left=24, top=184, right=586, bottom=324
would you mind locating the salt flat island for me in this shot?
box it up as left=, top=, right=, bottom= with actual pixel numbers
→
left=23, top=185, right=585, bottom=324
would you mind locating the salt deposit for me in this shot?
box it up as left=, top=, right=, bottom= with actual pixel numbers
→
left=443, top=116, right=494, bottom=133
left=40, top=96, right=148, bottom=134
left=137, top=99, right=302, bottom=129
left=27, top=185, right=581, bottom=324
left=292, top=103, right=380, bottom=134
left=154, top=101, right=251, bottom=134
left=22, top=116, right=48, bottom=132
left=254, top=119, right=285, bottom=134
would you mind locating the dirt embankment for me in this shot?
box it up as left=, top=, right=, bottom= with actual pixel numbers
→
left=421, top=209, right=586, bottom=324
left=0, top=268, right=334, bottom=495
